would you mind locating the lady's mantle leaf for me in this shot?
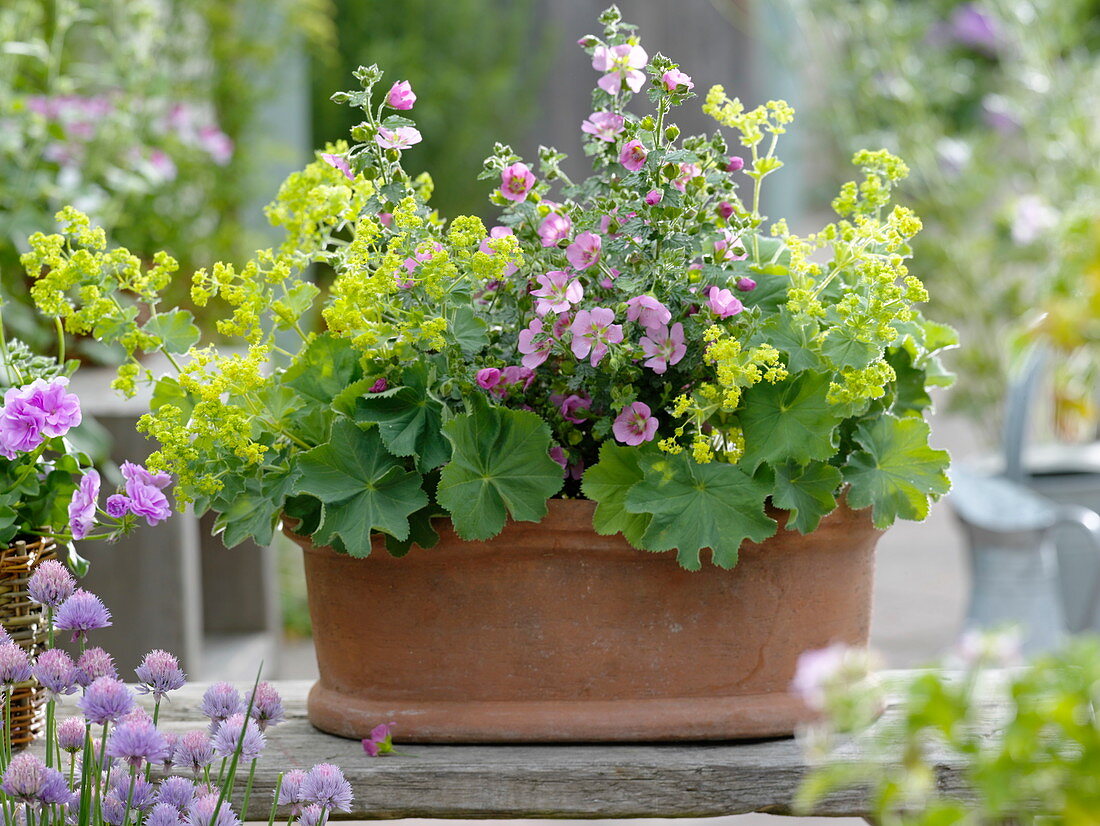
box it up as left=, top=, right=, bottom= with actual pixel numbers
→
left=739, top=372, right=843, bottom=471
left=581, top=442, right=653, bottom=547
left=624, top=452, right=776, bottom=570
left=283, top=333, right=363, bottom=406
left=437, top=395, right=564, bottom=541
left=348, top=362, right=450, bottom=471
left=294, top=420, right=427, bottom=555
left=771, top=461, right=842, bottom=535
left=142, top=309, right=200, bottom=354
left=843, top=414, right=950, bottom=529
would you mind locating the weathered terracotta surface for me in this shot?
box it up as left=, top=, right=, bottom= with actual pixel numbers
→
left=288, top=499, right=881, bottom=742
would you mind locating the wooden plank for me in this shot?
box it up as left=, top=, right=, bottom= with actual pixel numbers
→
left=45, top=676, right=985, bottom=819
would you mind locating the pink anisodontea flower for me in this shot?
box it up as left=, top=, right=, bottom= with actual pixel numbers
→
left=531, top=271, right=583, bottom=316
left=625, top=295, right=671, bottom=330
left=517, top=318, right=552, bottom=369
left=662, top=69, right=694, bottom=91
left=707, top=286, right=743, bottom=319
left=475, top=368, right=502, bottom=390
left=569, top=308, right=623, bottom=367
left=612, top=402, right=659, bottom=446
left=580, top=111, right=625, bottom=142
left=619, top=140, right=647, bottom=172
left=320, top=153, right=353, bottom=181
left=362, top=722, right=396, bottom=757
left=566, top=232, right=602, bottom=270
left=385, top=80, right=416, bottom=110
left=713, top=228, right=747, bottom=262
left=555, top=393, right=591, bottom=424
left=672, top=162, right=701, bottom=192
left=538, top=212, right=572, bottom=247
left=591, top=43, right=649, bottom=94
left=374, top=126, right=422, bottom=150
left=499, top=162, right=535, bottom=202
left=639, top=323, right=687, bottom=374
left=644, top=189, right=663, bottom=206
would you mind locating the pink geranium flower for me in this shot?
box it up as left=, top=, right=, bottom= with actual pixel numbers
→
left=672, top=162, right=701, bottom=192
left=566, top=232, right=602, bottom=271
left=500, top=162, right=535, bottom=202
left=479, top=226, right=519, bottom=277
left=518, top=318, right=552, bottom=368
left=592, top=43, right=649, bottom=94
left=538, top=212, right=572, bottom=247
left=320, top=153, right=353, bottom=181
left=619, top=140, right=647, bottom=172
left=639, top=323, right=687, bottom=374
left=612, top=402, right=659, bottom=446
left=625, top=295, right=671, bottom=329
left=706, top=286, right=743, bottom=319
left=581, top=111, right=625, bottom=142
left=385, top=81, right=416, bottom=110
left=374, top=126, right=422, bottom=150
left=531, top=271, right=584, bottom=316
left=662, top=69, right=694, bottom=92
left=570, top=307, right=623, bottom=367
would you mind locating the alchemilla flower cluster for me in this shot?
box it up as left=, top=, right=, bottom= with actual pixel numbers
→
left=21, top=6, right=953, bottom=569
left=0, top=561, right=353, bottom=826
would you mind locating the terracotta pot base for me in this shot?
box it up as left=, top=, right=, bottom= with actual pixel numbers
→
left=291, top=499, right=881, bottom=743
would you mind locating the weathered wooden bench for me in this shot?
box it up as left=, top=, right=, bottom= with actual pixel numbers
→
left=57, top=676, right=976, bottom=820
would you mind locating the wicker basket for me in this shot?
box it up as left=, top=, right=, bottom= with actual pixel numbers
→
left=0, top=538, right=57, bottom=749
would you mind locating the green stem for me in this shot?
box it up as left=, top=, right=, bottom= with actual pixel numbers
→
left=266, top=773, right=283, bottom=826
left=240, top=758, right=258, bottom=818
left=96, top=722, right=112, bottom=826
left=121, top=765, right=137, bottom=826
left=55, top=317, right=66, bottom=364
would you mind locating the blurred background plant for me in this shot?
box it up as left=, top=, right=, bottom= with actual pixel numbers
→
left=0, top=0, right=333, bottom=359
left=783, top=0, right=1100, bottom=437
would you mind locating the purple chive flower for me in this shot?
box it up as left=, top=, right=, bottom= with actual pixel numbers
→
left=187, top=794, right=240, bottom=826
left=1, top=753, right=47, bottom=802
left=0, top=642, right=33, bottom=685
left=300, top=763, right=353, bottom=812
left=107, top=717, right=170, bottom=767
left=57, top=717, right=87, bottom=753
left=110, top=773, right=156, bottom=811
left=105, top=495, right=131, bottom=519
left=320, top=153, right=353, bottom=181
left=77, top=677, right=134, bottom=725
left=297, top=804, right=325, bottom=826
left=27, top=559, right=76, bottom=607
left=361, top=722, right=396, bottom=757
left=135, top=649, right=186, bottom=700
left=278, top=770, right=307, bottom=812
left=147, top=802, right=183, bottom=826
left=67, top=469, right=100, bottom=540
left=566, top=231, right=602, bottom=270
left=32, top=648, right=79, bottom=697
left=580, top=111, right=625, bottom=142
left=39, top=768, right=70, bottom=805
left=249, top=682, right=285, bottom=731
left=103, top=792, right=128, bottom=825
left=54, top=589, right=111, bottom=641
left=75, top=647, right=117, bottom=686
left=157, top=777, right=195, bottom=812
left=212, top=713, right=265, bottom=761
left=201, top=682, right=243, bottom=730
left=0, top=626, right=11, bottom=646
left=385, top=80, right=416, bottom=110
left=174, top=730, right=215, bottom=774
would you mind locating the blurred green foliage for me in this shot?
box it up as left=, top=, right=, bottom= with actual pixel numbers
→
left=310, top=0, right=550, bottom=219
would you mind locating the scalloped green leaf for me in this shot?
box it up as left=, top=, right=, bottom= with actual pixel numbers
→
left=348, top=362, right=450, bottom=471
left=624, top=452, right=776, bottom=570
left=771, top=461, right=842, bottom=535
left=436, top=395, right=563, bottom=541
left=843, top=414, right=951, bottom=529
left=295, top=420, right=427, bottom=555
left=581, top=442, right=653, bottom=547
left=283, top=333, right=364, bottom=406
left=143, top=309, right=200, bottom=354
left=739, top=372, right=844, bottom=471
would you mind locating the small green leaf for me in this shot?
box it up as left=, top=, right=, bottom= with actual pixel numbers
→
left=843, top=414, right=951, bottom=529
left=771, top=461, right=842, bottom=534
left=581, top=442, right=653, bottom=547
left=740, top=372, right=844, bottom=471
left=295, top=420, right=427, bottom=554
left=349, top=362, right=450, bottom=471
left=143, top=310, right=200, bottom=354
left=283, top=333, right=364, bottom=406
left=821, top=323, right=879, bottom=370
left=437, top=395, right=563, bottom=540
left=274, top=282, right=321, bottom=329
left=150, top=376, right=195, bottom=420
left=384, top=505, right=442, bottom=557
left=447, top=306, right=489, bottom=355
left=625, top=452, right=776, bottom=570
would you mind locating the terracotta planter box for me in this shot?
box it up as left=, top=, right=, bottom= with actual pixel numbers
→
left=287, top=499, right=881, bottom=742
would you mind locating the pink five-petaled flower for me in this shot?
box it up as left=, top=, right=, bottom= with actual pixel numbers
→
left=625, top=295, right=672, bottom=330
left=475, top=368, right=502, bottom=390
left=570, top=308, right=623, bottom=367
left=592, top=43, right=649, bottom=94
left=580, top=111, right=625, bottom=142
left=644, top=189, right=663, bottom=206
left=612, top=402, right=659, bottom=446
left=499, top=162, right=535, bottom=202
left=707, top=286, right=744, bottom=319
left=713, top=228, right=747, bottom=262
left=619, top=140, right=647, bottom=172
left=538, top=212, right=572, bottom=247
left=639, top=323, right=687, bottom=375
left=672, top=162, right=701, bottom=192
left=362, top=722, right=396, bottom=757
left=517, top=318, right=552, bottom=369
left=662, top=69, right=694, bottom=91
left=531, top=271, right=583, bottom=316
left=374, top=126, right=422, bottom=150
left=320, top=153, right=353, bottom=181
left=566, top=231, right=602, bottom=270
left=479, top=226, right=519, bottom=277
left=385, top=80, right=416, bottom=110
left=68, top=469, right=100, bottom=540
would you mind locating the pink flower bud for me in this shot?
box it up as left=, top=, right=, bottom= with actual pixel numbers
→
left=736, top=277, right=757, bottom=292
left=385, top=81, right=416, bottom=110
left=644, top=189, right=663, bottom=206
left=717, top=201, right=734, bottom=219
left=725, top=155, right=745, bottom=172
